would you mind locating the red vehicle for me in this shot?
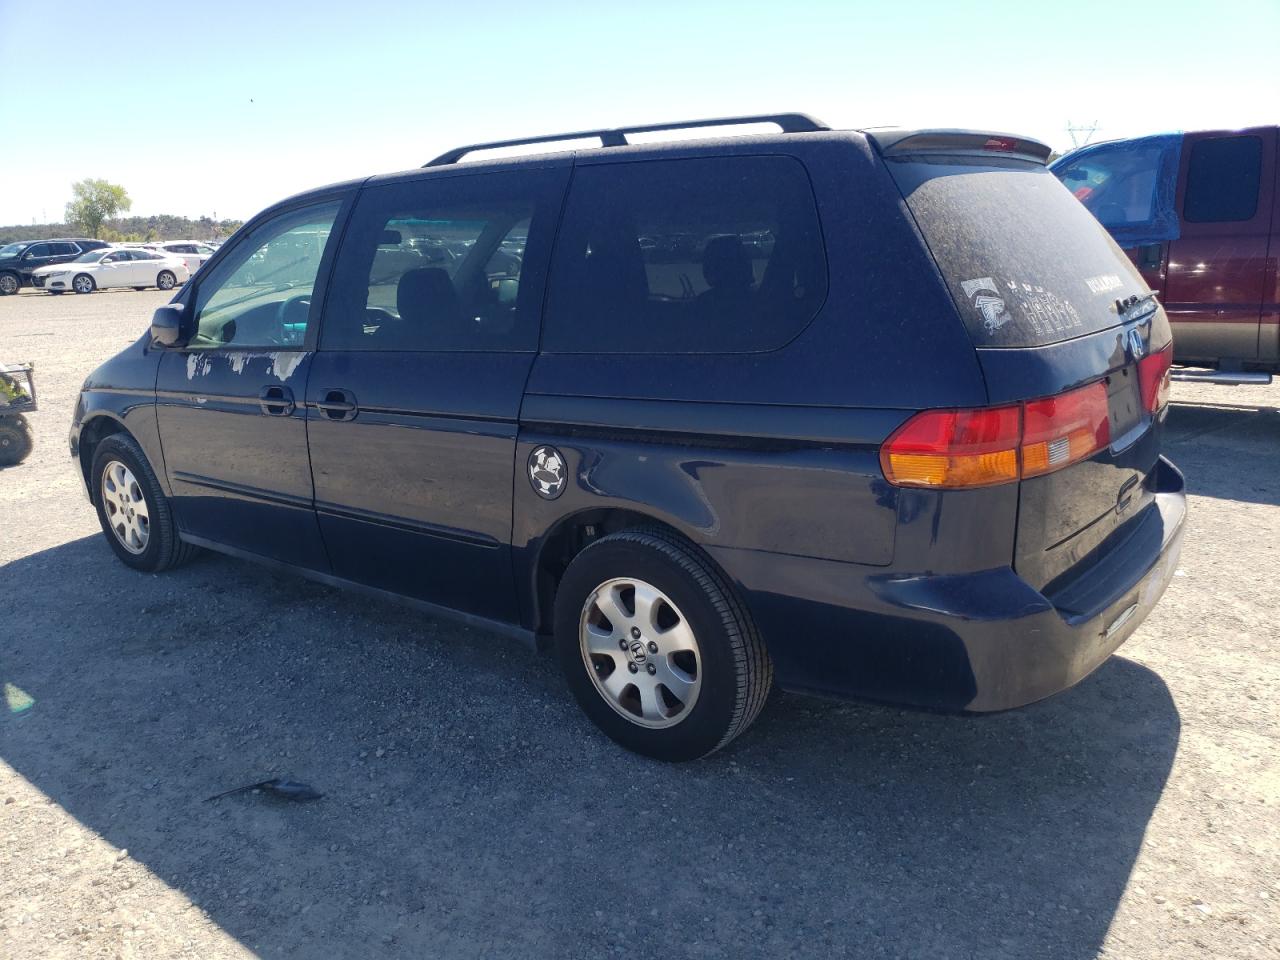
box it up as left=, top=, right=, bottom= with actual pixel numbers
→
left=1052, top=127, right=1279, bottom=382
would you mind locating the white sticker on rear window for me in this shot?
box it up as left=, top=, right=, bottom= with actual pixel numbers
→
left=960, top=277, right=1010, bottom=333
left=1085, top=274, right=1123, bottom=294
left=963, top=276, right=1085, bottom=339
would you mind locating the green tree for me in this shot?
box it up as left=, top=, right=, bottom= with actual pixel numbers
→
left=65, top=179, right=132, bottom=238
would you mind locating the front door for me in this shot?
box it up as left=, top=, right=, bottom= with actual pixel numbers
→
left=306, top=166, right=569, bottom=621
left=154, top=196, right=347, bottom=567
left=1164, top=129, right=1277, bottom=364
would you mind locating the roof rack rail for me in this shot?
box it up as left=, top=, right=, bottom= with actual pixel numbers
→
left=424, top=113, right=829, bottom=167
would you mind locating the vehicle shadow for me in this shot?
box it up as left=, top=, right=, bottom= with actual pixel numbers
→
left=1166, top=400, right=1280, bottom=505
left=2, top=534, right=1179, bottom=959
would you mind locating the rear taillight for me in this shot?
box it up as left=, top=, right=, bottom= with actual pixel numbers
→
left=882, top=380, right=1117, bottom=489
left=1022, top=381, right=1110, bottom=479
left=880, top=406, right=1021, bottom=489
left=1138, top=345, right=1173, bottom=414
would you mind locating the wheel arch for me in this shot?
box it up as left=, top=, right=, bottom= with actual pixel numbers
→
left=77, top=413, right=129, bottom=495
left=527, top=506, right=729, bottom=639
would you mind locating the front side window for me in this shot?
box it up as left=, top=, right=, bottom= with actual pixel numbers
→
left=189, top=200, right=341, bottom=350
left=1184, top=136, right=1262, bottom=223
left=321, top=172, right=552, bottom=352
left=25, top=243, right=52, bottom=258
left=72, top=250, right=107, bottom=264
left=543, top=155, right=827, bottom=353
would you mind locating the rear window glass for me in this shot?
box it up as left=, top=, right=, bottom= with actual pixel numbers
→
left=543, top=155, right=827, bottom=353
left=1183, top=136, right=1261, bottom=223
left=888, top=159, right=1149, bottom=348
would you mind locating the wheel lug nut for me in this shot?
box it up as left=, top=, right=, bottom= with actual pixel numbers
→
left=628, top=663, right=639, bottom=674
left=647, top=642, right=658, bottom=654
left=646, top=663, right=656, bottom=675
left=619, top=639, right=628, bottom=651
left=630, top=627, right=641, bottom=640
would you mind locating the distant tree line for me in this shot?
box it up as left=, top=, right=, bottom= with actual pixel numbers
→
left=0, top=214, right=244, bottom=245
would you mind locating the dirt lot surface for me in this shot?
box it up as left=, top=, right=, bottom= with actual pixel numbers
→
left=1, top=287, right=1277, bottom=959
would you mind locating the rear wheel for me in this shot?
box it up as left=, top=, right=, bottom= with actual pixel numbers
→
left=156, top=270, right=176, bottom=291
left=0, top=272, right=19, bottom=295
left=90, top=433, right=197, bottom=572
left=554, top=528, right=772, bottom=761
left=0, top=416, right=33, bottom=466
left=72, top=273, right=95, bottom=294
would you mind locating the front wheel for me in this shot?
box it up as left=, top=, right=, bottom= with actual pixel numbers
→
left=90, top=433, right=197, bottom=571
left=553, top=529, right=772, bottom=761
left=72, top=273, right=96, bottom=294
left=156, top=270, right=176, bottom=291
left=0, top=416, right=33, bottom=465
left=0, top=272, right=19, bottom=295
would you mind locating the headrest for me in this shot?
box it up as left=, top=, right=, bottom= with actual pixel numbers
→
left=701, top=235, right=753, bottom=291
left=397, top=267, right=460, bottom=327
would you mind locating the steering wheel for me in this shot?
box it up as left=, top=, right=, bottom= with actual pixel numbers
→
left=275, top=294, right=311, bottom=344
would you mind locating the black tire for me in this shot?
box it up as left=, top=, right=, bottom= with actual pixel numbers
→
left=133, top=286, right=146, bottom=291
left=553, top=528, right=772, bottom=761
left=0, top=416, right=33, bottom=466
left=47, top=290, right=64, bottom=295
left=156, top=270, right=176, bottom=291
left=0, top=272, right=19, bottom=296
left=72, top=273, right=96, bottom=294
left=90, top=433, right=197, bottom=572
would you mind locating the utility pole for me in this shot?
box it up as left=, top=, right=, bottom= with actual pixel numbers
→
left=1066, top=121, right=1098, bottom=150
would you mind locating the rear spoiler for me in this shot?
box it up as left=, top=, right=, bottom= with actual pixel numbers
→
left=867, top=129, right=1052, bottom=165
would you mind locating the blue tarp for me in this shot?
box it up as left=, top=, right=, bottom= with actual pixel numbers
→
left=1051, top=133, right=1183, bottom=248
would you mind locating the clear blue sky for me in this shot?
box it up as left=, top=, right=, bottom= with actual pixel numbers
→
left=1, top=0, right=1276, bottom=225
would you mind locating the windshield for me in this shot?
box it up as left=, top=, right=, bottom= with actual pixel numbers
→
left=886, top=158, right=1149, bottom=348
left=72, top=250, right=109, bottom=264
left=0, top=243, right=30, bottom=259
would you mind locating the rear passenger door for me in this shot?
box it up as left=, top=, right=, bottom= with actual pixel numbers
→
left=1165, top=129, right=1277, bottom=363
left=307, top=165, right=569, bottom=622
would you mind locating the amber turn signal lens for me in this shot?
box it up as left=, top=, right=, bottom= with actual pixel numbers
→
left=880, top=406, right=1022, bottom=489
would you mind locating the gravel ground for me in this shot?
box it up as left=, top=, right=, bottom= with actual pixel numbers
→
left=1, top=287, right=1277, bottom=959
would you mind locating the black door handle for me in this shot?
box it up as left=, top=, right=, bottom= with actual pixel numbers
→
left=316, top=388, right=358, bottom=422
left=258, top=385, right=295, bottom=416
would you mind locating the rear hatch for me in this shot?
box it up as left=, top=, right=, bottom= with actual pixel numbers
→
left=873, top=131, right=1174, bottom=600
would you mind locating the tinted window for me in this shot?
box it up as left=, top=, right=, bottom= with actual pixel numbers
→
left=1054, top=142, right=1162, bottom=227
left=47, top=242, right=78, bottom=256
left=25, top=244, right=52, bottom=258
left=544, top=156, right=826, bottom=353
left=1184, top=136, right=1262, bottom=223
left=889, top=159, right=1148, bottom=348
left=190, top=200, right=341, bottom=349
left=321, top=172, right=556, bottom=352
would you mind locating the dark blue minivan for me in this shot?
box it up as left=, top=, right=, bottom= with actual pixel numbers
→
left=70, top=115, right=1186, bottom=760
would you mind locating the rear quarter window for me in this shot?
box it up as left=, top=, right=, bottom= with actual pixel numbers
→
left=543, top=155, right=827, bottom=353
left=1183, top=135, right=1262, bottom=223
left=888, top=158, right=1150, bottom=348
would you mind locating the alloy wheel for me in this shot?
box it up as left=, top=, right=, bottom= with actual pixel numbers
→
left=101, top=460, right=150, bottom=554
left=579, top=577, right=702, bottom=728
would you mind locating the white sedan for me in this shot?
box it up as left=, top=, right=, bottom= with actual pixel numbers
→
left=32, top=248, right=190, bottom=294
left=154, top=241, right=218, bottom=276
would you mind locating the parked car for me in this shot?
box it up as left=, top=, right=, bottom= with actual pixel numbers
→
left=70, top=114, right=1186, bottom=760
left=154, top=240, right=218, bottom=276
left=0, top=238, right=110, bottom=295
left=1052, top=127, right=1279, bottom=379
left=32, top=248, right=188, bottom=294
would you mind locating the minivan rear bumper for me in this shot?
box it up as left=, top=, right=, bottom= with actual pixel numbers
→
left=710, top=456, right=1187, bottom=713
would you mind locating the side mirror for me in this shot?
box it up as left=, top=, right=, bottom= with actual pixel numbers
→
left=150, top=303, right=187, bottom=347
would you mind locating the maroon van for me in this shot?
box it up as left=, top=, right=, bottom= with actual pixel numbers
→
left=1052, top=127, right=1278, bottom=382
